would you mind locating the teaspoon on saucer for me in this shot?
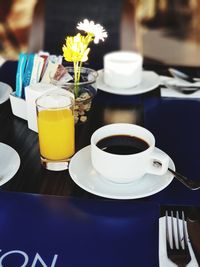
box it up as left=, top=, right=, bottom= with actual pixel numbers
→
left=154, top=161, right=200, bottom=190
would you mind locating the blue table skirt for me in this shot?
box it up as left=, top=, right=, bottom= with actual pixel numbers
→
left=0, top=191, right=159, bottom=267
left=144, top=98, right=200, bottom=205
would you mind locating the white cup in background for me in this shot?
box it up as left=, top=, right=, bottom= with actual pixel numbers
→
left=103, top=51, right=143, bottom=89
left=91, top=123, right=169, bottom=184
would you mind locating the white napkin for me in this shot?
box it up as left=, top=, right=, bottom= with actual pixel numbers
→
left=159, top=217, right=199, bottom=266
left=0, top=56, right=5, bottom=67
left=160, top=76, right=200, bottom=98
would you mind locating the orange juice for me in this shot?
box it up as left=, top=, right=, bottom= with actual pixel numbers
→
left=37, top=108, right=74, bottom=160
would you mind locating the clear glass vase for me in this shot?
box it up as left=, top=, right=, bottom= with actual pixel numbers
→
left=51, top=67, right=98, bottom=124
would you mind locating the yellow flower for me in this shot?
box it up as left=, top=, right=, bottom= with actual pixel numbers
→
left=62, top=20, right=107, bottom=98
left=62, top=33, right=90, bottom=62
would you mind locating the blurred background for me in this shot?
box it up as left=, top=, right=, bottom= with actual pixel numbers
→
left=0, top=0, right=200, bottom=66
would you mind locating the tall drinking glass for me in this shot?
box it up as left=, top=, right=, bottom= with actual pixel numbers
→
left=36, top=90, right=75, bottom=171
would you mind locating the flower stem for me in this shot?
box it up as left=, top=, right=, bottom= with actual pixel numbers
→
left=74, top=61, right=79, bottom=98
left=77, top=61, right=82, bottom=84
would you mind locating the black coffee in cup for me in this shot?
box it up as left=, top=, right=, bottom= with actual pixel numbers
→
left=96, top=135, right=149, bottom=155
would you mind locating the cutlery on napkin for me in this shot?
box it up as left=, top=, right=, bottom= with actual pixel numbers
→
left=168, top=68, right=200, bottom=83
left=159, top=206, right=199, bottom=266
left=159, top=75, right=200, bottom=98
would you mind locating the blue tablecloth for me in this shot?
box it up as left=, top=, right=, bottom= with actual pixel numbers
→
left=0, top=191, right=159, bottom=267
left=144, top=98, right=200, bottom=205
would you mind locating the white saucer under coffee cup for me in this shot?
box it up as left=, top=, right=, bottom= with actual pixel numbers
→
left=103, top=51, right=143, bottom=89
left=90, top=123, right=169, bottom=184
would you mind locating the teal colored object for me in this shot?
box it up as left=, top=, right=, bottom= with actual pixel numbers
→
left=23, top=53, right=35, bottom=91
left=15, top=53, right=27, bottom=98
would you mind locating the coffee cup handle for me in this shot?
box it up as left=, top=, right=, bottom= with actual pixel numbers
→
left=147, top=149, right=169, bottom=175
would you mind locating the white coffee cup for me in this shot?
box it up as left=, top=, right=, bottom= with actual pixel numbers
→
left=91, top=123, right=169, bottom=183
left=103, top=51, right=143, bottom=89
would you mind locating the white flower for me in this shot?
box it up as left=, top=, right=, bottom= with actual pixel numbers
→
left=77, top=19, right=108, bottom=44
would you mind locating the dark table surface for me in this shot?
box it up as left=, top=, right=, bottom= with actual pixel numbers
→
left=0, top=61, right=199, bottom=203
left=0, top=61, right=200, bottom=267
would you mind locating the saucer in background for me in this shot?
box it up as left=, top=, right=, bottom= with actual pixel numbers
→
left=96, top=70, right=160, bottom=95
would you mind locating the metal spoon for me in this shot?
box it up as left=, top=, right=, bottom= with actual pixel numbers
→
left=169, top=68, right=200, bottom=83
left=154, top=161, right=200, bottom=190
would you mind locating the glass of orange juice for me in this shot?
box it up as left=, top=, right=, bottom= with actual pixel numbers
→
left=36, top=89, right=75, bottom=171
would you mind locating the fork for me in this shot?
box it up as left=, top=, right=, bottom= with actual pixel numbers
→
left=166, top=210, right=191, bottom=266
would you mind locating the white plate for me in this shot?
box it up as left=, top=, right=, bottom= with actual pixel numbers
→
left=69, top=146, right=175, bottom=200
left=96, top=70, right=160, bottom=95
left=159, top=216, right=199, bottom=267
left=0, top=143, right=20, bottom=186
left=0, top=82, right=12, bottom=104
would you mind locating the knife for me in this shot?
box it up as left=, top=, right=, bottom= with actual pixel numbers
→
left=187, top=207, right=200, bottom=265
